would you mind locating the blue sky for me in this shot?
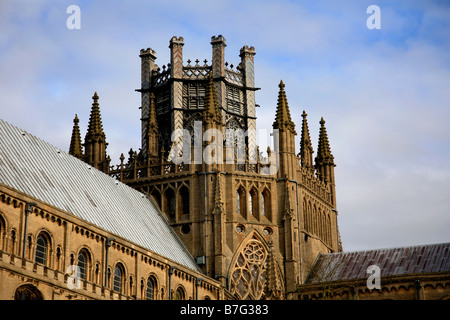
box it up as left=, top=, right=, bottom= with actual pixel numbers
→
left=1, top=0, right=449, bottom=251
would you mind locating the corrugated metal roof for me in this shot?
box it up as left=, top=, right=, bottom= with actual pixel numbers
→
left=306, top=242, right=450, bottom=283
left=0, top=118, right=201, bottom=272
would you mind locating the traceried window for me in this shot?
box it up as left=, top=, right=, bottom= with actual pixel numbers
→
left=35, top=234, right=48, bottom=265
left=229, top=238, right=267, bottom=300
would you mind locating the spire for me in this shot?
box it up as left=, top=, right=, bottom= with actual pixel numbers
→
left=69, top=114, right=83, bottom=159
left=315, top=117, right=335, bottom=183
left=273, top=80, right=296, bottom=134
left=300, top=110, right=314, bottom=172
left=84, top=92, right=108, bottom=172
left=203, top=73, right=222, bottom=125
left=316, top=117, right=334, bottom=166
left=86, top=92, right=105, bottom=138
left=263, top=241, right=284, bottom=300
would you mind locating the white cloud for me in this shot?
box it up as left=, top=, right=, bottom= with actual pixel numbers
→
left=0, top=0, right=449, bottom=252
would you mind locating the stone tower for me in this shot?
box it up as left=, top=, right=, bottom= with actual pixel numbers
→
left=71, top=35, right=342, bottom=299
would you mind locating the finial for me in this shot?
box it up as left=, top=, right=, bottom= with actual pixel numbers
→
left=92, top=92, right=99, bottom=101
left=302, top=110, right=307, bottom=118
left=320, top=117, right=325, bottom=125
left=278, top=80, right=285, bottom=89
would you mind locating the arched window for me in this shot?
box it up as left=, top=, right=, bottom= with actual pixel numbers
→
left=164, top=188, right=176, bottom=220
left=150, top=189, right=161, bottom=209
left=146, top=276, right=157, bottom=300
left=35, top=233, right=48, bottom=265
left=174, top=286, right=185, bottom=300
left=113, top=264, right=125, bottom=293
left=261, top=189, right=271, bottom=218
left=307, top=202, right=312, bottom=233
left=178, top=186, right=190, bottom=216
left=14, top=284, right=43, bottom=300
left=236, top=190, right=240, bottom=213
left=249, top=188, right=258, bottom=217
left=0, top=215, right=5, bottom=251
left=77, top=249, right=89, bottom=281
left=236, top=186, right=246, bottom=216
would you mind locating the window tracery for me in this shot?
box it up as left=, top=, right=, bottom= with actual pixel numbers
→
left=229, top=238, right=267, bottom=300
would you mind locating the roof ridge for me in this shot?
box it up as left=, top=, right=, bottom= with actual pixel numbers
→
left=321, top=241, right=450, bottom=257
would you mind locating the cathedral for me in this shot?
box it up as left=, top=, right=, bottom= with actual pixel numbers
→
left=0, top=35, right=448, bottom=300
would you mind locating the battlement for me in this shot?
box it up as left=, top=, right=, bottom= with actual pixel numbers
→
left=211, top=35, right=226, bottom=44
left=139, top=47, right=157, bottom=59
left=169, top=36, right=184, bottom=47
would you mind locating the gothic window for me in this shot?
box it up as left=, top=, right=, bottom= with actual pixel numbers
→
left=178, top=185, right=190, bottom=216
left=164, top=188, right=176, bottom=221
left=313, top=205, right=318, bottom=235
left=236, top=190, right=240, bottom=213
left=35, top=233, right=49, bottom=266
left=150, top=189, right=161, bottom=210
left=307, top=202, right=312, bottom=233
left=303, top=199, right=308, bottom=232
left=174, top=286, right=186, bottom=300
left=236, top=186, right=246, bottom=217
left=146, top=276, right=157, bottom=300
left=249, top=188, right=258, bottom=218
left=260, top=193, right=265, bottom=216
left=229, top=238, right=267, bottom=300
left=261, top=189, right=271, bottom=219
left=113, top=263, right=125, bottom=293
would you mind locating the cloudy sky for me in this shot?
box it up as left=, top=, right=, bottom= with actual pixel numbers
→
left=1, top=0, right=449, bottom=252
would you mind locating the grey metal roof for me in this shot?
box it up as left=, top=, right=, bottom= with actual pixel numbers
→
left=0, top=118, right=201, bottom=272
left=306, top=242, right=450, bottom=284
